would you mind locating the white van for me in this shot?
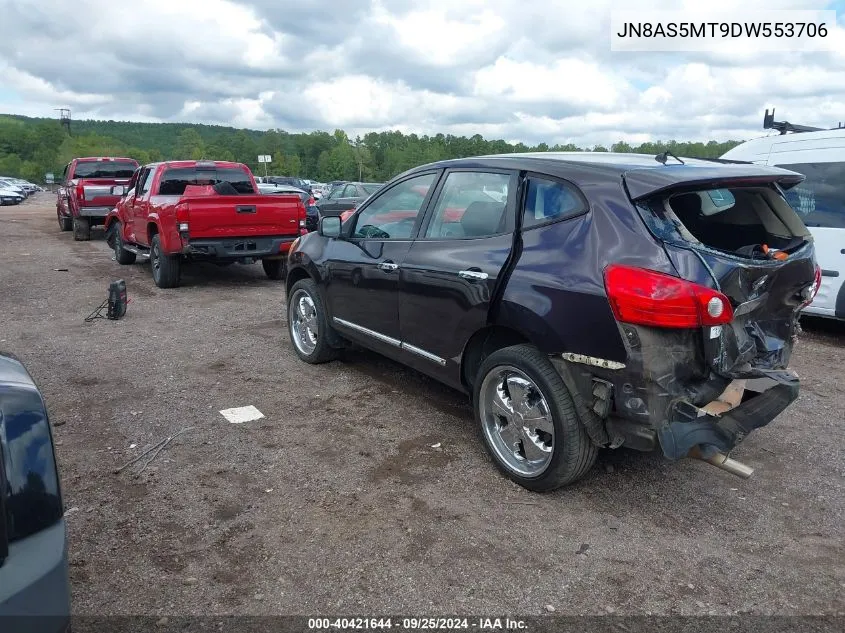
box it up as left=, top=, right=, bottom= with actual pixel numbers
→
left=721, top=111, right=845, bottom=320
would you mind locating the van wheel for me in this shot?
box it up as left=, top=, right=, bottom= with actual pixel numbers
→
left=474, top=344, right=597, bottom=492
left=150, top=235, right=181, bottom=288
left=58, top=214, right=72, bottom=231
left=72, top=217, right=91, bottom=241
left=113, top=222, right=136, bottom=265
left=262, top=258, right=286, bottom=280
left=287, top=279, right=337, bottom=364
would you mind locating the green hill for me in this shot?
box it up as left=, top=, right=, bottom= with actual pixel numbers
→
left=0, top=113, right=742, bottom=184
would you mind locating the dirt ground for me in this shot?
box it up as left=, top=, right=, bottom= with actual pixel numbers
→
left=1, top=197, right=843, bottom=617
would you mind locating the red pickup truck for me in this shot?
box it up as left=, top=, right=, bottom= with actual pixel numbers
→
left=58, top=156, right=139, bottom=240
left=104, top=160, right=307, bottom=288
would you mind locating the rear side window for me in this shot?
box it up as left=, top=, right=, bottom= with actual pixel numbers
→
left=425, top=171, right=511, bottom=239
left=71, top=161, right=138, bottom=179
left=1, top=386, right=63, bottom=545
left=522, top=177, right=586, bottom=229
left=777, top=162, right=845, bottom=229
left=157, top=167, right=255, bottom=195
left=140, top=169, right=155, bottom=194
left=362, top=184, right=382, bottom=195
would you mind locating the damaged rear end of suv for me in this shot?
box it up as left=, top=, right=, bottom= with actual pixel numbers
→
left=588, top=157, right=820, bottom=479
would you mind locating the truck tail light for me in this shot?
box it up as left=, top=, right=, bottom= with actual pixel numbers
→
left=603, top=264, right=734, bottom=329
left=298, top=202, right=308, bottom=235
left=76, top=182, right=85, bottom=200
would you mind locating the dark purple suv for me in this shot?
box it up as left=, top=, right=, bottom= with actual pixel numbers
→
left=284, top=152, right=820, bottom=492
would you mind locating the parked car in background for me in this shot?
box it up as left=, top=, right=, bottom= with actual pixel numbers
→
left=264, top=176, right=312, bottom=194
left=721, top=109, right=845, bottom=320
left=0, top=178, right=27, bottom=199
left=0, top=352, right=71, bottom=631
left=104, top=160, right=307, bottom=288
left=0, top=184, right=24, bottom=205
left=315, top=181, right=383, bottom=217
left=7, top=178, right=39, bottom=195
left=58, top=156, right=139, bottom=240
left=286, top=152, right=819, bottom=492
left=257, top=182, right=320, bottom=231
left=309, top=182, right=327, bottom=199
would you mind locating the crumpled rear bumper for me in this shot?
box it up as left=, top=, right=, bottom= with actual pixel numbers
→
left=657, top=369, right=799, bottom=460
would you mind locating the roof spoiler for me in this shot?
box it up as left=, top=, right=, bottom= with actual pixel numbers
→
left=763, top=108, right=844, bottom=135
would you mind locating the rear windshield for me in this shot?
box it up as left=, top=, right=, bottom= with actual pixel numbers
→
left=158, top=167, right=255, bottom=196
left=777, top=162, right=845, bottom=229
left=637, top=184, right=811, bottom=257
left=72, top=161, right=138, bottom=179
left=1, top=386, right=63, bottom=546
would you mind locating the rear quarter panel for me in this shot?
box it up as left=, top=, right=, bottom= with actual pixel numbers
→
left=499, top=179, right=676, bottom=363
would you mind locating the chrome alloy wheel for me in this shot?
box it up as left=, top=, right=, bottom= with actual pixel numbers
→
left=289, top=289, right=319, bottom=355
left=479, top=365, right=555, bottom=477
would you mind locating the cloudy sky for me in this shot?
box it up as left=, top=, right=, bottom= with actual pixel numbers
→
left=1, top=0, right=844, bottom=147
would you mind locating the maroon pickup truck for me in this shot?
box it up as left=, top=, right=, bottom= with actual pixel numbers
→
left=104, top=160, right=307, bottom=288
left=58, top=156, right=139, bottom=240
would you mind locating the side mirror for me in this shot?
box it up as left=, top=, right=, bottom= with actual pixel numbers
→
left=319, top=216, right=342, bottom=238
left=111, top=185, right=128, bottom=196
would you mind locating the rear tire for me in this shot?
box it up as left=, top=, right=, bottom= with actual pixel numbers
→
left=72, top=217, right=91, bottom=241
left=287, top=279, right=338, bottom=364
left=262, top=258, right=286, bottom=280
left=473, top=344, right=598, bottom=492
left=58, top=214, right=72, bottom=231
left=150, top=235, right=181, bottom=288
left=113, top=222, right=136, bottom=265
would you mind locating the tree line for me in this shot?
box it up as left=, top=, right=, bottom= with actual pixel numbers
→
left=0, top=113, right=743, bottom=184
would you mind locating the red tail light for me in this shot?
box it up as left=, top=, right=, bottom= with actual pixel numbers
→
left=803, top=264, right=822, bottom=307
left=298, top=201, right=307, bottom=235
left=604, top=264, right=734, bottom=329
left=308, top=196, right=316, bottom=207
left=76, top=181, right=84, bottom=200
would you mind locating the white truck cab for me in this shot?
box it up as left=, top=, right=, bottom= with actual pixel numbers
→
left=721, top=110, right=845, bottom=320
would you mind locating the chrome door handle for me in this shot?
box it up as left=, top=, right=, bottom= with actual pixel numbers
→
left=459, top=269, right=489, bottom=280
left=378, top=261, right=399, bottom=271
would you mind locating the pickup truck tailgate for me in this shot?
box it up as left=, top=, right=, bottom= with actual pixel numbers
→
left=73, top=177, right=131, bottom=208
left=177, top=193, right=304, bottom=238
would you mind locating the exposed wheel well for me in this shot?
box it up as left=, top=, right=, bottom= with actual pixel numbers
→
left=285, top=266, right=312, bottom=297
left=461, top=325, right=531, bottom=391
left=147, top=222, right=159, bottom=243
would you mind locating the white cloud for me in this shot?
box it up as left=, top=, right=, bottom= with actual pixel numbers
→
left=0, top=0, right=844, bottom=147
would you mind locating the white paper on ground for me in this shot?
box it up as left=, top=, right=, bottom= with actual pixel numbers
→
left=219, top=405, right=265, bottom=424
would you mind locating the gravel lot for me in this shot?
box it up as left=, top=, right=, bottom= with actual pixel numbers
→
left=1, top=196, right=844, bottom=617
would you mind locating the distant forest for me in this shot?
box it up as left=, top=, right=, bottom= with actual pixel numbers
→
left=0, top=113, right=743, bottom=184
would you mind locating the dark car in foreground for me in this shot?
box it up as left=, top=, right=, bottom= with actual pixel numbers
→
left=0, top=353, right=70, bottom=631
left=315, top=181, right=383, bottom=217
left=285, top=152, right=820, bottom=492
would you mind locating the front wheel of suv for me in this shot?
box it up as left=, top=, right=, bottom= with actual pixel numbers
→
left=287, top=279, right=338, bottom=364
left=474, top=344, right=597, bottom=492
